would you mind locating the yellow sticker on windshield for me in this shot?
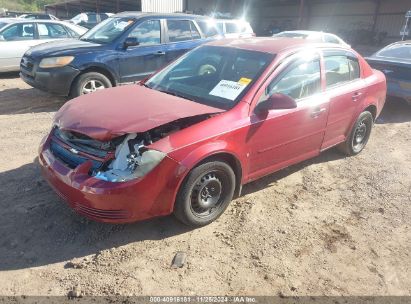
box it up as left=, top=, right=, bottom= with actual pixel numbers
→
left=238, top=78, right=252, bottom=85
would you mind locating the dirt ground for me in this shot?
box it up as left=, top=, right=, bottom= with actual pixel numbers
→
left=0, top=73, right=410, bottom=297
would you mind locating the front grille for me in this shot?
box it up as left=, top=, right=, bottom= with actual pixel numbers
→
left=75, top=203, right=130, bottom=220
left=50, top=140, right=103, bottom=170
left=20, top=56, right=35, bottom=73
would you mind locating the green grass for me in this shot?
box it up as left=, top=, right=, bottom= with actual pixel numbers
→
left=0, top=0, right=62, bottom=12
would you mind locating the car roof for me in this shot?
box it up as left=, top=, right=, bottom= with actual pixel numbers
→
left=24, top=13, right=50, bottom=16
left=216, top=19, right=249, bottom=23
left=206, top=37, right=350, bottom=54
left=114, top=11, right=211, bottom=20
left=0, top=18, right=64, bottom=24
left=281, top=30, right=323, bottom=35
left=390, top=40, right=411, bottom=46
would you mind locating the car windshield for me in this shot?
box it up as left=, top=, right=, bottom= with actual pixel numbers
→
left=377, top=44, right=411, bottom=61
left=146, top=46, right=274, bottom=110
left=80, top=17, right=135, bottom=43
left=71, top=14, right=85, bottom=23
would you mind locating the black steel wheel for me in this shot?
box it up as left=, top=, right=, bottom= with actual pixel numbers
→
left=174, top=161, right=236, bottom=227
left=338, top=111, right=373, bottom=156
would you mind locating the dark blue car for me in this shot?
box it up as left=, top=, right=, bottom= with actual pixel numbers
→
left=20, top=12, right=221, bottom=97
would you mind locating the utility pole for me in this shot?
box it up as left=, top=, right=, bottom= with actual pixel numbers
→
left=402, top=10, right=410, bottom=41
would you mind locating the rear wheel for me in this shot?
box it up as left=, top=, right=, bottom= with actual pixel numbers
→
left=70, top=72, right=112, bottom=98
left=174, top=161, right=236, bottom=227
left=337, top=111, right=373, bottom=156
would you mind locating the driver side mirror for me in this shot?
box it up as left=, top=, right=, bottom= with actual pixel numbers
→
left=123, top=37, right=139, bottom=49
left=254, top=93, right=297, bottom=115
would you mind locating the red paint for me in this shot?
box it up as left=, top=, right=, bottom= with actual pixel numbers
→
left=40, top=38, right=386, bottom=223
left=55, top=85, right=224, bottom=141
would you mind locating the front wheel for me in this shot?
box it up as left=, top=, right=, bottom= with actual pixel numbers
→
left=70, top=72, right=112, bottom=98
left=174, top=161, right=236, bottom=227
left=338, top=111, right=373, bottom=156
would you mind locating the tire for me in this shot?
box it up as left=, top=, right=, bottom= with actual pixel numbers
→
left=70, top=72, right=112, bottom=98
left=174, top=161, right=236, bottom=227
left=337, top=111, right=373, bottom=156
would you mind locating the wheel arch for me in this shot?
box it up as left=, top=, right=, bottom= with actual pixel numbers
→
left=364, top=104, right=377, bottom=121
left=175, top=145, right=245, bottom=202
left=73, top=65, right=118, bottom=88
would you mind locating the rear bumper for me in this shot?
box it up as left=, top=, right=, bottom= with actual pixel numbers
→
left=39, top=135, right=187, bottom=223
left=20, top=56, right=80, bottom=96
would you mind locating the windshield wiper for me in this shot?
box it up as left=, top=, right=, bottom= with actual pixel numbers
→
left=80, top=38, right=103, bottom=44
left=157, top=89, right=195, bottom=102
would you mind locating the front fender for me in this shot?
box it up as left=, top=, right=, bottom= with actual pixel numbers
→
left=178, top=140, right=243, bottom=172
left=168, top=141, right=245, bottom=206
left=77, top=59, right=120, bottom=84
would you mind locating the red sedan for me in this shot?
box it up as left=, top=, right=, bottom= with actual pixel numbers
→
left=39, top=38, right=386, bottom=226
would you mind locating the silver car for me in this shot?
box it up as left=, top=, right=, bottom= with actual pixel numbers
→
left=0, top=19, right=87, bottom=72
left=273, top=30, right=350, bottom=47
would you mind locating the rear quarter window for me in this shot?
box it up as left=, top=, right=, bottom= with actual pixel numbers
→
left=377, top=44, right=411, bottom=60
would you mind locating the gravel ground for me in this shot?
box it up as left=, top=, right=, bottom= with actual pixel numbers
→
left=0, top=74, right=410, bottom=297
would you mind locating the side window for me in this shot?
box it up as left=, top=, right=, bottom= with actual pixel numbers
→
left=167, top=20, right=197, bottom=42
left=348, top=57, right=360, bottom=80
left=225, top=22, right=239, bottom=34
left=100, top=14, right=109, bottom=21
left=37, top=23, right=49, bottom=38
left=265, top=58, right=321, bottom=101
left=196, top=20, right=219, bottom=37
left=324, top=55, right=351, bottom=87
left=38, top=23, right=69, bottom=39
left=190, top=21, right=201, bottom=39
left=128, top=20, right=161, bottom=45
left=216, top=21, right=224, bottom=34
left=324, top=34, right=341, bottom=44
left=87, top=13, right=97, bottom=23
left=65, top=26, right=80, bottom=38
left=0, top=23, right=34, bottom=41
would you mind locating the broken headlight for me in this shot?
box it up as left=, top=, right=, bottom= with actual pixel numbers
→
left=94, top=149, right=166, bottom=183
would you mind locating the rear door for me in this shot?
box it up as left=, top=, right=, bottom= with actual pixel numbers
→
left=164, top=19, right=204, bottom=62
left=118, top=19, right=165, bottom=83
left=0, top=22, right=37, bottom=71
left=247, top=52, right=330, bottom=180
left=321, top=50, right=365, bottom=149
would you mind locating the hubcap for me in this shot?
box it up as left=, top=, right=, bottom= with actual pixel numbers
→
left=82, top=80, right=105, bottom=94
left=191, top=172, right=223, bottom=217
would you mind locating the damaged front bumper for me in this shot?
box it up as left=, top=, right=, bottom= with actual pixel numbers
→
left=38, top=135, right=187, bottom=223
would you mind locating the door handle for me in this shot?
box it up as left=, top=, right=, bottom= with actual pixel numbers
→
left=311, top=108, right=326, bottom=118
left=352, top=92, right=363, bottom=101
left=155, top=51, right=166, bottom=56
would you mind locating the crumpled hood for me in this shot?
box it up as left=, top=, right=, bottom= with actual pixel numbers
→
left=54, top=85, right=224, bottom=141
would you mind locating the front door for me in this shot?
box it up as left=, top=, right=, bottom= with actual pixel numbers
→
left=0, top=22, right=37, bottom=71
left=119, top=19, right=166, bottom=83
left=247, top=53, right=329, bottom=181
